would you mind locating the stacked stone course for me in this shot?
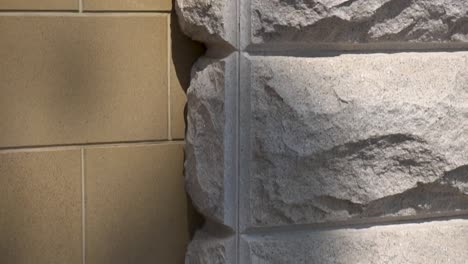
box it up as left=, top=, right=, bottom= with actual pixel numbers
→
left=177, top=0, right=468, bottom=263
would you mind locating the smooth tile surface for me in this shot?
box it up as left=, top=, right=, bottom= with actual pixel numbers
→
left=0, top=150, right=82, bottom=264
left=85, top=143, right=188, bottom=264
left=0, top=15, right=168, bottom=148
left=84, top=0, right=171, bottom=11
left=170, top=14, right=205, bottom=139
left=0, top=0, right=77, bottom=10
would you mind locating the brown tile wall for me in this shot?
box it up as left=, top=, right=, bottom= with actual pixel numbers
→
left=0, top=1, right=203, bottom=263
left=83, top=0, right=172, bottom=11
left=0, top=0, right=77, bottom=10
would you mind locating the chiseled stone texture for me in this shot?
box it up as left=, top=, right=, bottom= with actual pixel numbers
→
left=181, top=0, right=468, bottom=262
left=186, top=58, right=224, bottom=224
left=246, top=0, right=468, bottom=48
left=186, top=230, right=235, bottom=264
left=242, top=219, right=468, bottom=264
left=246, top=52, right=468, bottom=227
left=185, top=55, right=237, bottom=226
left=176, top=0, right=237, bottom=47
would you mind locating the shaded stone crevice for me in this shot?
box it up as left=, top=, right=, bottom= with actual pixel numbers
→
left=185, top=58, right=226, bottom=225
left=177, top=13, right=239, bottom=257
left=175, top=1, right=241, bottom=262
left=335, top=0, right=361, bottom=8
left=251, top=132, right=455, bottom=225
left=176, top=0, right=238, bottom=52
left=363, top=174, right=468, bottom=217
left=252, top=161, right=468, bottom=226
left=315, top=195, right=365, bottom=216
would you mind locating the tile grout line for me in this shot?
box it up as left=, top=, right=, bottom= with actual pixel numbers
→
left=0, top=11, right=170, bottom=15
left=81, top=148, right=86, bottom=264
left=0, top=140, right=185, bottom=153
left=167, top=14, right=172, bottom=141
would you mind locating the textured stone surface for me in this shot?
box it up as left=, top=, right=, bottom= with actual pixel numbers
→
left=186, top=230, right=235, bottom=264
left=185, top=55, right=237, bottom=226
left=242, top=219, right=468, bottom=264
left=186, top=58, right=225, bottom=225
left=246, top=0, right=468, bottom=48
left=246, top=52, right=468, bottom=227
left=176, top=0, right=237, bottom=47
left=181, top=0, right=468, bottom=262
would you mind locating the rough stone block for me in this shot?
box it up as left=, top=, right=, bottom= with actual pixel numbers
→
left=241, top=219, right=468, bottom=264
left=179, top=0, right=468, bottom=263
left=243, top=0, right=468, bottom=49
left=242, top=52, right=468, bottom=228
left=185, top=54, right=238, bottom=227
left=186, top=230, right=236, bottom=264
left=176, top=0, right=237, bottom=48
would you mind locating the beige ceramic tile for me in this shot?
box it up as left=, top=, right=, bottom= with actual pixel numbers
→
left=170, top=14, right=205, bottom=139
left=0, top=0, right=77, bottom=10
left=0, top=15, right=169, bottom=148
left=85, top=143, right=188, bottom=264
left=0, top=149, right=82, bottom=264
left=84, top=0, right=171, bottom=11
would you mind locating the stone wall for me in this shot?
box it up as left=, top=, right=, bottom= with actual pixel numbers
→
left=178, top=0, right=468, bottom=263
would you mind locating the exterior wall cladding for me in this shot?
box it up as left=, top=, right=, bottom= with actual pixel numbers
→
left=178, top=0, right=468, bottom=263
left=0, top=0, right=204, bottom=263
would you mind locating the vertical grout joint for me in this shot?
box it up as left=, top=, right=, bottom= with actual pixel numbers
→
left=167, top=14, right=173, bottom=141
left=81, top=148, right=86, bottom=264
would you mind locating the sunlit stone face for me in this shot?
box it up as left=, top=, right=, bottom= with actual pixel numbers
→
left=177, top=0, right=468, bottom=263
left=242, top=220, right=468, bottom=264
left=248, top=0, right=468, bottom=48
left=246, top=53, right=468, bottom=227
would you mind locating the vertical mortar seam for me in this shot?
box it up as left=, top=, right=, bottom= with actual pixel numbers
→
left=81, top=148, right=86, bottom=264
left=167, top=14, right=172, bottom=141
left=236, top=0, right=241, bottom=263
